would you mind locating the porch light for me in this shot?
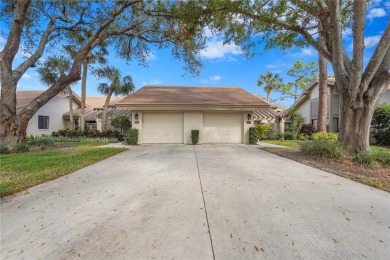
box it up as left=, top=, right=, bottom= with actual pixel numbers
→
left=134, top=113, right=139, bottom=120
left=247, top=113, right=252, bottom=121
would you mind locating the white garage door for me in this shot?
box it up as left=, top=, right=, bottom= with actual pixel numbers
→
left=143, top=112, right=184, bottom=143
left=203, top=112, right=242, bottom=143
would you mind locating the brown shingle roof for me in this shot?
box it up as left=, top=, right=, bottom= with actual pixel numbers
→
left=117, top=86, right=269, bottom=108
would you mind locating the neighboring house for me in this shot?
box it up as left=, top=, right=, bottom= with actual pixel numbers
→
left=252, top=94, right=284, bottom=132
left=289, top=79, right=390, bottom=132
left=116, top=86, right=269, bottom=144
left=13, top=90, right=81, bottom=136
left=63, top=96, right=130, bottom=131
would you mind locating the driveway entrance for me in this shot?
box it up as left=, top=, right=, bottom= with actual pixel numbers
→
left=1, top=145, right=389, bottom=259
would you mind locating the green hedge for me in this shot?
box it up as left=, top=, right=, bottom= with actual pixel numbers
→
left=311, top=132, right=338, bottom=142
left=53, top=129, right=124, bottom=140
left=191, top=130, right=199, bottom=144
left=249, top=127, right=258, bottom=144
left=300, top=140, right=343, bottom=159
left=126, top=128, right=139, bottom=145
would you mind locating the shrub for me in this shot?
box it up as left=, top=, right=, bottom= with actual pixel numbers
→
left=14, top=143, right=30, bottom=153
left=265, top=131, right=284, bottom=140
left=353, top=151, right=374, bottom=165
left=191, top=129, right=199, bottom=144
left=0, top=145, right=10, bottom=154
left=27, top=137, right=55, bottom=147
left=312, top=132, right=338, bottom=142
left=111, top=115, right=131, bottom=133
left=297, top=133, right=309, bottom=141
left=249, top=127, right=258, bottom=144
left=371, top=103, right=390, bottom=145
left=283, top=131, right=297, bottom=140
left=285, top=107, right=305, bottom=135
left=126, top=128, right=139, bottom=145
left=300, top=140, right=344, bottom=159
left=255, top=124, right=273, bottom=140
left=300, top=124, right=316, bottom=136
left=53, top=129, right=124, bottom=141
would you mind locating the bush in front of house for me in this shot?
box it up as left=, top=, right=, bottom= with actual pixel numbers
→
left=249, top=127, right=258, bottom=144
left=126, top=128, right=139, bottom=145
left=283, top=131, right=297, bottom=140
left=191, top=130, right=199, bottom=144
left=14, top=143, right=30, bottom=153
left=265, top=131, right=284, bottom=140
left=255, top=124, right=273, bottom=140
left=300, top=140, right=344, bottom=159
left=300, top=124, right=316, bottom=136
left=0, top=145, right=10, bottom=154
left=371, top=103, right=390, bottom=145
left=54, top=129, right=124, bottom=141
left=311, top=132, right=338, bottom=142
left=111, top=115, right=131, bottom=134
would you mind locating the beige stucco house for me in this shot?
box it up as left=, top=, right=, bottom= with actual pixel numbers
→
left=291, top=79, right=390, bottom=132
left=14, top=90, right=81, bottom=136
left=116, top=86, right=269, bottom=144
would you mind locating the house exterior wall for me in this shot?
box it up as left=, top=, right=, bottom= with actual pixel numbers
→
left=377, top=89, right=390, bottom=105
left=131, top=112, right=143, bottom=144
left=183, top=112, right=204, bottom=144
left=297, top=99, right=311, bottom=124
left=26, top=94, right=78, bottom=136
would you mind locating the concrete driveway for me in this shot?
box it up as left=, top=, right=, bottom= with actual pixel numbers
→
left=1, top=145, right=389, bottom=259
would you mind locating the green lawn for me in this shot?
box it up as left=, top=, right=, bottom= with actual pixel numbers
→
left=260, top=139, right=304, bottom=149
left=0, top=145, right=126, bottom=198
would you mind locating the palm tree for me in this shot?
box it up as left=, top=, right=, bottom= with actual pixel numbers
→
left=63, top=31, right=108, bottom=130
left=37, top=56, right=76, bottom=129
left=95, top=66, right=135, bottom=131
left=257, top=72, right=283, bottom=102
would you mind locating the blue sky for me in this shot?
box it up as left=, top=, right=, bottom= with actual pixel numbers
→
left=1, top=0, right=389, bottom=107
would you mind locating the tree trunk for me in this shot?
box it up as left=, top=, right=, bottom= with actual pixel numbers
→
left=294, top=83, right=298, bottom=103
left=317, top=52, right=328, bottom=132
left=338, top=92, right=374, bottom=152
left=67, top=86, right=74, bottom=130
left=101, top=87, right=114, bottom=131
left=266, top=92, right=270, bottom=102
left=80, top=61, right=88, bottom=130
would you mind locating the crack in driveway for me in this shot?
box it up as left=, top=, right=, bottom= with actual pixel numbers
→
left=194, top=145, right=216, bottom=260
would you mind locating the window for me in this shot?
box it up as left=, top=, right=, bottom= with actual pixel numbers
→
left=38, top=116, right=49, bottom=129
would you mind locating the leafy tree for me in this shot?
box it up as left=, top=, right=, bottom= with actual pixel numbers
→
left=257, top=71, right=283, bottom=101
left=95, top=66, right=135, bottom=131
left=278, top=60, right=317, bottom=102
left=111, top=115, right=131, bottom=134
left=286, top=107, right=305, bottom=137
left=0, top=0, right=204, bottom=145
left=183, top=0, right=390, bottom=152
left=37, top=56, right=76, bottom=129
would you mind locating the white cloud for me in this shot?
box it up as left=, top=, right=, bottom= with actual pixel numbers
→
left=144, top=52, right=157, bottom=61
left=364, top=35, right=381, bottom=48
left=200, top=39, right=243, bottom=60
left=200, top=75, right=222, bottom=84
left=22, top=73, right=31, bottom=79
left=141, top=79, right=162, bottom=86
left=266, top=64, right=279, bottom=69
left=0, top=36, right=5, bottom=43
left=367, top=8, right=387, bottom=20
left=342, top=28, right=353, bottom=39
left=291, top=48, right=316, bottom=57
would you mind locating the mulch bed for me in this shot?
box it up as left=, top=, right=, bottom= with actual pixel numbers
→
left=262, top=147, right=390, bottom=191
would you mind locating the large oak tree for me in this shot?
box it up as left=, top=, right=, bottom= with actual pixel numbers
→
left=184, top=0, right=390, bottom=152
left=0, top=0, right=204, bottom=145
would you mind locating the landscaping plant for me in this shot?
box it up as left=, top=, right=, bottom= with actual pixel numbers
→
left=312, top=132, right=338, bottom=142
left=300, top=140, right=344, bottom=160
left=255, top=124, right=273, bottom=140
left=371, top=103, right=390, bottom=145
left=249, top=127, right=258, bottom=144
left=126, top=129, right=139, bottom=145
left=191, top=130, right=199, bottom=144
left=111, top=115, right=131, bottom=134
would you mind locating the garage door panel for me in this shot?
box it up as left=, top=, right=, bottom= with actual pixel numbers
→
left=143, top=112, right=183, bottom=143
left=203, top=113, right=242, bottom=143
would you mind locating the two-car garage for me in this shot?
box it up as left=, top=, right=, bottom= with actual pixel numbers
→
left=142, top=112, right=243, bottom=144
left=115, top=86, right=269, bottom=144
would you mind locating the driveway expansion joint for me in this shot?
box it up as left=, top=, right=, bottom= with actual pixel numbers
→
left=193, top=146, right=216, bottom=260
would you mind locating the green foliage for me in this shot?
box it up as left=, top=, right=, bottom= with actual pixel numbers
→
left=0, top=145, right=10, bottom=154
left=373, top=152, right=390, bottom=168
left=300, top=140, right=344, bottom=160
left=312, top=132, right=338, bottom=142
left=265, top=131, right=284, bottom=140
left=255, top=124, right=273, bottom=140
left=54, top=129, right=124, bottom=140
left=371, top=103, right=390, bottom=145
left=297, top=134, right=309, bottom=141
left=191, top=130, right=200, bottom=144
left=353, top=152, right=374, bottom=166
left=14, top=144, right=30, bottom=153
left=283, top=131, right=296, bottom=140
left=126, top=129, right=139, bottom=145
left=300, top=124, right=316, bottom=136
left=111, top=115, right=131, bottom=133
left=286, top=107, right=305, bottom=134
left=249, top=127, right=258, bottom=144
left=27, top=137, right=55, bottom=148
left=257, top=71, right=283, bottom=101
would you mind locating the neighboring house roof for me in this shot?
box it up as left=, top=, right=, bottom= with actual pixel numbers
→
left=116, top=86, right=270, bottom=108
left=6, top=90, right=80, bottom=114
left=63, top=96, right=125, bottom=119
